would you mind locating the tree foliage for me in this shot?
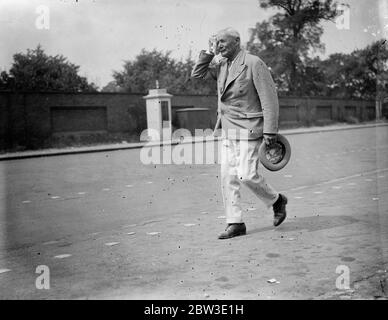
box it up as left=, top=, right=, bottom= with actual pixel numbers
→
left=321, top=40, right=388, bottom=99
left=101, top=80, right=124, bottom=93
left=0, top=45, right=97, bottom=92
left=111, top=49, right=216, bottom=95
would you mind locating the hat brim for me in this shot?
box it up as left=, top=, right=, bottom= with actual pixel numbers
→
left=258, top=134, right=291, bottom=171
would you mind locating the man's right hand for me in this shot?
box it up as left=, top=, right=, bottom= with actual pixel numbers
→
left=208, top=35, right=217, bottom=55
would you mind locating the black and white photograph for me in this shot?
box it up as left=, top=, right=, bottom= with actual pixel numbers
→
left=0, top=0, right=387, bottom=306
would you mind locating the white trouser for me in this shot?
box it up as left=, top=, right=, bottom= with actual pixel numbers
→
left=221, top=138, right=279, bottom=224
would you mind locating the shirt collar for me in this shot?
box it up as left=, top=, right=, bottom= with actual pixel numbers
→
left=228, top=49, right=242, bottom=66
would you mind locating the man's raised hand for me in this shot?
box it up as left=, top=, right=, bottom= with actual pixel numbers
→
left=208, top=34, right=217, bottom=55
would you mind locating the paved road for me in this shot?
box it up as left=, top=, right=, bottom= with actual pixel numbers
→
left=0, top=125, right=387, bottom=299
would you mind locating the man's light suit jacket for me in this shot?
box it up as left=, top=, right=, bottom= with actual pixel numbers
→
left=191, top=49, right=279, bottom=140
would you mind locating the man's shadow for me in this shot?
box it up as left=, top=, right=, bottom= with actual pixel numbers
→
left=248, top=215, right=359, bottom=234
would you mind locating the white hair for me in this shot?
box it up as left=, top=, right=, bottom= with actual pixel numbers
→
left=217, top=27, right=241, bottom=41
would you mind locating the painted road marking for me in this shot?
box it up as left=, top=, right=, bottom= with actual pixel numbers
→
left=217, top=215, right=226, bottom=219
left=140, top=219, right=163, bottom=226
left=332, top=186, right=342, bottom=189
left=102, top=188, right=111, bottom=191
left=22, top=200, right=31, bottom=203
left=147, top=232, right=161, bottom=236
left=54, top=254, right=72, bottom=259
left=267, top=278, right=280, bottom=284
left=105, top=242, right=120, bottom=246
left=125, top=185, right=133, bottom=188
left=294, top=196, right=303, bottom=199
left=184, top=223, right=196, bottom=227
left=126, top=232, right=136, bottom=235
left=347, top=182, right=356, bottom=186
left=51, top=196, right=60, bottom=199
left=247, top=207, right=257, bottom=211
left=43, top=240, right=60, bottom=245
left=372, top=198, right=379, bottom=201
left=279, top=168, right=388, bottom=194
left=123, top=224, right=137, bottom=228
left=284, top=175, right=293, bottom=178
left=365, top=179, right=373, bottom=181
left=146, top=181, right=153, bottom=184
left=77, top=192, right=86, bottom=195
left=288, top=185, right=309, bottom=191
left=0, top=269, right=11, bottom=274
left=313, top=191, right=323, bottom=194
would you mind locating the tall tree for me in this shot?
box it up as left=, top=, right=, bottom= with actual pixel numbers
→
left=2, top=45, right=97, bottom=92
left=247, top=0, right=339, bottom=95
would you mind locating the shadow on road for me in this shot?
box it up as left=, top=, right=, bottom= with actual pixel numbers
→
left=248, top=215, right=360, bottom=235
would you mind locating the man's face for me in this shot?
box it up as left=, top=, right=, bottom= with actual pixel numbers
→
left=216, top=33, right=239, bottom=59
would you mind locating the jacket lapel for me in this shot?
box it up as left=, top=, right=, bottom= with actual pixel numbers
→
left=221, top=50, right=246, bottom=97
left=218, top=61, right=228, bottom=95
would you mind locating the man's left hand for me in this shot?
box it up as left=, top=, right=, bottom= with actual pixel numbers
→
left=263, top=133, right=278, bottom=146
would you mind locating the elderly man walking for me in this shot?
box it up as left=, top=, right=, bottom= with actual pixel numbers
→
left=191, top=27, right=288, bottom=239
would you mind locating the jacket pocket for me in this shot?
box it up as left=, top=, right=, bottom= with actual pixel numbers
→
left=244, top=111, right=263, bottom=118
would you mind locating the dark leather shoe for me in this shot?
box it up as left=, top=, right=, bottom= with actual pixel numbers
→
left=218, top=223, right=246, bottom=239
left=273, top=194, right=288, bottom=227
